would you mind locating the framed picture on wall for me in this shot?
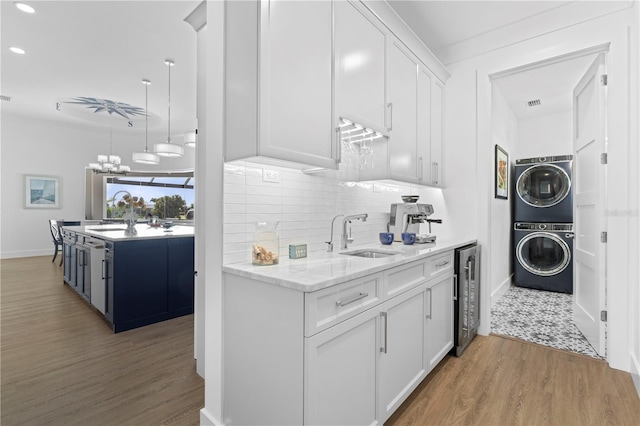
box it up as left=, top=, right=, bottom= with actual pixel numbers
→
left=25, top=175, right=61, bottom=208
left=495, top=145, right=508, bottom=200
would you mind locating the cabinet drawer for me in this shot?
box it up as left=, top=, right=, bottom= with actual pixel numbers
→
left=305, top=273, right=382, bottom=337
left=384, top=259, right=427, bottom=298
left=427, top=251, right=454, bottom=279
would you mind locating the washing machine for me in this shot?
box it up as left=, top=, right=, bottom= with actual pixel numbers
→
left=514, top=155, right=573, bottom=223
left=514, top=222, right=573, bottom=294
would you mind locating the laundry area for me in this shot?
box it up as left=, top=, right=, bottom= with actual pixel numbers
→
left=489, top=48, right=607, bottom=359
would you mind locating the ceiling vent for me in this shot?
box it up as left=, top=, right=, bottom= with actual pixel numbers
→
left=526, top=99, right=541, bottom=107
left=0, top=95, right=11, bottom=102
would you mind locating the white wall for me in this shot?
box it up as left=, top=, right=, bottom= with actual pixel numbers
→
left=489, top=85, right=518, bottom=306
left=443, top=5, right=637, bottom=371
left=516, top=111, right=573, bottom=159
left=0, top=113, right=195, bottom=259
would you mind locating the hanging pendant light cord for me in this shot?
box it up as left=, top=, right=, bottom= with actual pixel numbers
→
left=145, top=81, right=149, bottom=152
left=167, top=60, right=172, bottom=144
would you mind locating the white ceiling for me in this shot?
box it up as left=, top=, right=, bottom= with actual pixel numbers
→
left=492, top=54, right=598, bottom=120
left=1, top=0, right=199, bottom=139
left=386, top=0, right=572, bottom=51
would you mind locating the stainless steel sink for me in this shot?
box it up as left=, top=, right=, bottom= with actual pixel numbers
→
left=340, top=249, right=400, bottom=258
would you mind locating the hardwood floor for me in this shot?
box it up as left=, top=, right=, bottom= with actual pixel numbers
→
left=3, top=257, right=639, bottom=426
left=386, top=335, right=640, bottom=426
left=1, top=256, right=203, bottom=426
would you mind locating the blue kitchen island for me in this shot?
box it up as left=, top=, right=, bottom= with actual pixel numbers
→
left=61, top=224, right=194, bottom=333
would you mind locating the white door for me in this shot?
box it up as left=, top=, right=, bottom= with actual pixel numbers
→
left=378, top=284, right=427, bottom=423
left=388, top=38, right=418, bottom=181
left=304, top=307, right=380, bottom=426
left=334, top=0, right=387, bottom=131
left=572, top=53, right=607, bottom=356
left=425, top=276, right=454, bottom=372
left=417, top=67, right=432, bottom=184
left=263, top=0, right=336, bottom=167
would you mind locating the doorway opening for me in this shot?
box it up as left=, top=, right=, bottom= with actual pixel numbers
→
left=488, top=44, right=609, bottom=360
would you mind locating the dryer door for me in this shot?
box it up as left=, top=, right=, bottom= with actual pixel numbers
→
left=516, top=232, right=571, bottom=276
left=516, top=164, right=571, bottom=207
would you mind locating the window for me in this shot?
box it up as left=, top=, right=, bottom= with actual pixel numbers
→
left=104, top=172, right=195, bottom=221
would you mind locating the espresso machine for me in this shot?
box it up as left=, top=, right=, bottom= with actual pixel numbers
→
left=389, top=196, right=442, bottom=243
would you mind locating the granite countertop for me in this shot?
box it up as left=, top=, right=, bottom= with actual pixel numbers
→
left=63, top=223, right=194, bottom=241
left=223, top=237, right=476, bottom=292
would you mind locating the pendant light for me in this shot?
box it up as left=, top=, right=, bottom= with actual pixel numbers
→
left=184, top=129, right=196, bottom=148
left=132, top=79, right=160, bottom=164
left=154, top=59, right=184, bottom=157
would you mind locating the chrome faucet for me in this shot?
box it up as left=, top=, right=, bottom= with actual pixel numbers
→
left=341, top=213, right=368, bottom=249
left=326, top=214, right=345, bottom=252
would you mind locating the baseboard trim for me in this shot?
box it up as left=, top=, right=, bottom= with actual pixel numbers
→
left=1, top=250, right=52, bottom=259
left=491, top=274, right=512, bottom=307
left=200, top=407, right=222, bottom=426
left=631, top=352, right=640, bottom=399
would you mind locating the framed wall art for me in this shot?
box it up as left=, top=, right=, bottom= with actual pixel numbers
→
left=25, top=175, right=61, bottom=208
left=495, top=145, right=508, bottom=200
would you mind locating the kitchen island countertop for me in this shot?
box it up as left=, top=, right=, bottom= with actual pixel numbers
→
left=223, top=237, right=476, bottom=292
left=63, top=223, right=194, bottom=241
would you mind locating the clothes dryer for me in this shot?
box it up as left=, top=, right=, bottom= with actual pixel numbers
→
left=514, top=222, right=573, bottom=294
left=514, top=155, right=573, bottom=223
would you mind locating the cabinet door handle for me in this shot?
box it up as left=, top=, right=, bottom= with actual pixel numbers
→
left=380, top=311, right=388, bottom=353
left=426, top=288, right=433, bottom=319
left=102, top=259, right=105, bottom=280
left=463, top=259, right=473, bottom=337
left=436, top=260, right=449, bottom=267
left=418, top=157, right=423, bottom=180
left=453, top=274, right=458, bottom=301
left=387, top=102, right=393, bottom=131
left=335, top=292, right=368, bottom=307
left=335, top=126, right=342, bottom=164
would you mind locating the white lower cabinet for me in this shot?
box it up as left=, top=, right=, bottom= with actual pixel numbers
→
left=426, top=275, right=454, bottom=372
left=223, top=252, right=454, bottom=425
left=378, top=283, right=428, bottom=422
left=305, top=307, right=381, bottom=425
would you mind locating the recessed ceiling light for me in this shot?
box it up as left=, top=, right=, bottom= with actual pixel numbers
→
left=15, top=2, right=35, bottom=13
left=9, top=46, right=26, bottom=55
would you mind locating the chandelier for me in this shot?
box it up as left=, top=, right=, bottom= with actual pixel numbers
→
left=89, top=128, right=130, bottom=174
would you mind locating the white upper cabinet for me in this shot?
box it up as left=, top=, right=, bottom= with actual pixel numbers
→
left=361, top=34, right=446, bottom=187
left=430, top=77, right=445, bottom=186
left=417, top=66, right=432, bottom=184
left=335, top=0, right=388, bottom=133
left=225, top=0, right=337, bottom=169
left=418, top=66, right=446, bottom=187
left=223, top=0, right=448, bottom=182
left=388, top=38, right=420, bottom=182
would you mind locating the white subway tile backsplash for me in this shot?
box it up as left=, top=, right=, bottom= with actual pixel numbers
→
left=222, top=160, right=448, bottom=264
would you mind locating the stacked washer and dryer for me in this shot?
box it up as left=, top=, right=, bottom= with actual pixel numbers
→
left=513, top=156, right=574, bottom=294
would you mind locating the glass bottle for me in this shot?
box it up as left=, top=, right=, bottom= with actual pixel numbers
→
left=252, top=222, right=280, bottom=266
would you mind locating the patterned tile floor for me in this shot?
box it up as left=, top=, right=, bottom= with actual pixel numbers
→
left=491, top=286, right=604, bottom=359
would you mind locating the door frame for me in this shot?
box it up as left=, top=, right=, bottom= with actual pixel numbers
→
left=480, top=44, right=610, bottom=352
